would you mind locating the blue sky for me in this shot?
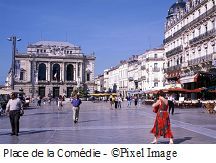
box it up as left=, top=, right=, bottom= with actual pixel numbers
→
left=0, top=0, right=176, bottom=84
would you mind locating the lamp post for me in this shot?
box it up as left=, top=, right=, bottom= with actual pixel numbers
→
left=7, top=36, right=21, bottom=90
left=30, top=52, right=36, bottom=98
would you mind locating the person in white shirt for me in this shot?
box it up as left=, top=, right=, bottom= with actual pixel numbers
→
left=117, top=96, right=122, bottom=108
left=6, top=93, right=23, bottom=136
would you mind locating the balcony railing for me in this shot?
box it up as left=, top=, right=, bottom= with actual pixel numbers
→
left=141, top=65, right=146, bottom=70
left=141, top=76, right=146, bottom=80
left=51, top=80, right=64, bottom=84
left=38, top=80, right=49, bottom=84
left=164, top=64, right=181, bottom=73
left=146, top=58, right=164, bottom=62
left=128, top=77, right=134, bottom=81
left=188, top=53, right=213, bottom=66
left=181, top=62, right=189, bottom=68
left=65, top=80, right=77, bottom=84
left=152, top=67, right=161, bottom=72
left=153, top=78, right=160, bottom=82
left=138, top=76, right=146, bottom=81
left=189, top=29, right=216, bottom=45
left=166, top=46, right=183, bottom=57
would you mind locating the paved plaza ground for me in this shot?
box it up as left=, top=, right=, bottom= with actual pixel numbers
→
left=0, top=100, right=216, bottom=144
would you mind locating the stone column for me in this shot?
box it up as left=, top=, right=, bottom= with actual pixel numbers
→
left=76, top=63, right=79, bottom=81
left=50, top=63, right=53, bottom=81
left=79, top=62, right=83, bottom=82
left=47, top=63, right=51, bottom=81
left=61, top=63, right=65, bottom=82
left=46, top=64, right=48, bottom=81
left=35, top=70, right=38, bottom=84
left=73, top=64, right=76, bottom=81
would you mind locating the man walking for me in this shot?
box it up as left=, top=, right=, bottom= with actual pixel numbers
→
left=168, top=94, right=175, bottom=115
left=126, top=95, right=131, bottom=107
left=71, top=94, right=82, bottom=123
left=6, top=93, right=23, bottom=136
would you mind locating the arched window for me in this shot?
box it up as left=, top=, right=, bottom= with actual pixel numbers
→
left=177, top=58, right=179, bottom=65
left=38, top=63, right=46, bottom=81
left=66, top=64, right=74, bottom=81
left=53, top=64, right=60, bottom=81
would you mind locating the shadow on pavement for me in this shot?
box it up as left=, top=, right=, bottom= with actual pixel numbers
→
left=174, top=137, right=192, bottom=144
left=78, top=119, right=100, bottom=123
left=26, top=112, right=68, bottom=116
left=19, top=130, right=53, bottom=135
left=0, top=130, right=52, bottom=136
left=159, top=137, right=192, bottom=144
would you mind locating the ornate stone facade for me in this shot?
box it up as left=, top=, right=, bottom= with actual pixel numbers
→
left=164, top=0, right=216, bottom=90
left=6, top=41, right=95, bottom=98
left=101, top=48, right=165, bottom=97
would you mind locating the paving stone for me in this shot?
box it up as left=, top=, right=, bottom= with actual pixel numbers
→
left=0, top=101, right=215, bottom=144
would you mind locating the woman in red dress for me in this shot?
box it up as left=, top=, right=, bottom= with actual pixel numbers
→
left=150, top=91, right=174, bottom=144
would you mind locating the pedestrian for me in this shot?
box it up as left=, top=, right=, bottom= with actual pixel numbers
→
left=109, top=95, right=114, bottom=109
left=114, top=96, right=118, bottom=109
left=71, top=94, right=82, bottom=123
left=134, top=95, right=138, bottom=108
left=117, top=96, right=122, bottom=108
left=37, top=96, right=41, bottom=106
left=48, top=96, right=52, bottom=105
left=58, top=95, right=63, bottom=110
left=138, top=98, right=142, bottom=107
left=6, top=93, right=24, bottom=136
left=168, top=94, right=175, bottom=115
left=150, top=91, right=174, bottom=144
left=126, top=95, right=131, bottom=107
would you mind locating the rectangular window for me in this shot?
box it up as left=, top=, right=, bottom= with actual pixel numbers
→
left=154, top=82, right=158, bottom=87
left=154, top=63, right=158, bottom=69
left=154, top=53, right=158, bottom=58
left=20, top=71, right=24, bottom=80
left=87, top=73, right=90, bottom=81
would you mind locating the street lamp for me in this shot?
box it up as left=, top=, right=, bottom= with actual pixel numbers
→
left=7, top=36, right=21, bottom=90
left=29, top=51, right=36, bottom=98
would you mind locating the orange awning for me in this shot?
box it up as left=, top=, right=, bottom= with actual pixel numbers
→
left=187, top=88, right=205, bottom=93
left=164, top=87, right=189, bottom=92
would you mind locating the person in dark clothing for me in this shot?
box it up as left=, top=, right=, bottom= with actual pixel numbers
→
left=168, top=94, right=175, bottom=115
left=114, top=96, right=118, bottom=109
left=134, top=95, right=138, bottom=108
left=37, top=96, right=42, bottom=106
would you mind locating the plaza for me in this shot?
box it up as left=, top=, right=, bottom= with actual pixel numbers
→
left=0, top=101, right=215, bottom=144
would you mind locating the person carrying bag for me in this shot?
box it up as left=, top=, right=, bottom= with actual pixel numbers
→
left=6, top=93, right=24, bottom=136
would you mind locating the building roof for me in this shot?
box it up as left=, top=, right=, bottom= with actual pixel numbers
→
left=167, top=0, right=186, bottom=18
left=31, top=41, right=79, bottom=48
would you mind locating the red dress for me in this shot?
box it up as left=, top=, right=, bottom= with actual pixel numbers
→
left=150, top=99, right=174, bottom=138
